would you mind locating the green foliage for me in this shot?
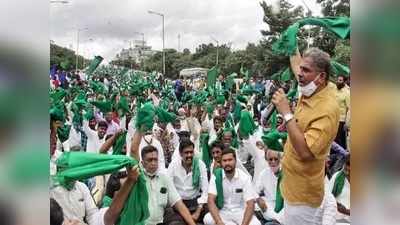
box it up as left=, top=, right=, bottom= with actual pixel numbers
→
left=50, top=43, right=89, bottom=71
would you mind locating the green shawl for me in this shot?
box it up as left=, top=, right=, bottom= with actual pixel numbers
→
left=113, top=131, right=128, bottom=155
left=213, top=168, right=224, bottom=209
left=200, top=133, right=212, bottom=171
left=332, top=170, right=346, bottom=197
left=192, top=156, right=201, bottom=189
left=54, top=152, right=149, bottom=225
left=274, top=169, right=284, bottom=213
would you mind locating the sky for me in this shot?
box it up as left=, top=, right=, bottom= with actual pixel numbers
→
left=50, top=0, right=321, bottom=63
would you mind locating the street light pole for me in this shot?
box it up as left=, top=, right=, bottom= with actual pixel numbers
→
left=50, top=0, right=69, bottom=3
left=148, top=10, right=165, bottom=75
left=75, top=28, right=88, bottom=73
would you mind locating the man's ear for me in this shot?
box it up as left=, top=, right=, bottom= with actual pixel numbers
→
left=318, top=72, right=328, bottom=84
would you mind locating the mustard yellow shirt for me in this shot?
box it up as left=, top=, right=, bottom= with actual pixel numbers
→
left=335, top=85, right=350, bottom=122
left=281, top=85, right=340, bottom=208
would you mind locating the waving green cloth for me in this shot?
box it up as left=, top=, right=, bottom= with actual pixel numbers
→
left=274, top=169, right=284, bottom=213
left=213, top=168, right=224, bottom=209
left=89, top=81, right=107, bottom=95
left=331, top=60, right=350, bottom=77
left=273, top=17, right=351, bottom=56
left=192, top=156, right=201, bottom=189
left=90, top=100, right=112, bottom=113
left=239, top=110, right=257, bottom=138
left=207, top=66, right=218, bottom=95
left=155, top=107, right=176, bottom=123
left=118, top=96, right=130, bottom=116
left=50, top=103, right=65, bottom=122
left=225, top=73, right=237, bottom=90
left=332, top=170, right=346, bottom=197
left=50, top=88, right=67, bottom=104
left=261, top=111, right=288, bottom=152
left=113, top=131, right=128, bottom=155
left=135, top=102, right=155, bottom=132
left=55, top=152, right=150, bottom=225
left=57, top=124, right=71, bottom=143
left=86, top=56, right=104, bottom=76
left=200, top=133, right=212, bottom=171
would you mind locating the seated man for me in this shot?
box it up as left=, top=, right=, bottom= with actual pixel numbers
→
left=50, top=165, right=141, bottom=225
left=328, top=155, right=350, bottom=223
left=167, top=138, right=209, bottom=223
left=204, top=149, right=260, bottom=225
left=130, top=129, right=196, bottom=225
left=255, top=149, right=284, bottom=225
left=210, top=141, right=224, bottom=174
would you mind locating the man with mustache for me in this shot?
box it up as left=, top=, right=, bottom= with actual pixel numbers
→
left=204, top=148, right=260, bottom=225
left=255, top=149, right=284, bottom=225
left=334, top=75, right=350, bottom=149
left=167, top=138, right=209, bottom=223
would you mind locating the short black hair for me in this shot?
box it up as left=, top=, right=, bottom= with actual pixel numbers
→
left=179, top=138, right=194, bottom=153
left=98, top=120, right=108, bottom=128
left=211, top=142, right=224, bottom=151
left=50, top=198, right=64, bottom=225
left=177, top=131, right=191, bottom=141
left=213, top=115, right=224, bottom=123
left=221, top=148, right=236, bottom=159
left=141, top=145, right=158, bottom=159
left=105, top=173, right=122, bottom=198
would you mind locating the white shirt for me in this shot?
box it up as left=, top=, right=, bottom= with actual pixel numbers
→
left=133, top=134, right=166, bottom=173
left=50, top=181, right=102, bottom=225
left=209, top=169, right=258, bottom=212
left=83, top=120, right=105, bottom=154
left=68, top=125, right=82, bottom=149
left=328, top=171, right=350, bottom=221
left=255, top=167, right=284, bottom=222
left=167, top=159, right=209, bottom=204
left=241, top=135, right=268, bottom=182
left=145, top=171, right=182, bottom=225
left=106, top=120, right=120, bottom=136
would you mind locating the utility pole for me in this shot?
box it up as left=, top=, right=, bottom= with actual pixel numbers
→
left=210, top=36, right=219, bottom=65
left=148, top=10, right=165, bottom=75
left=178, top=34, right=181, bottom=52
left=75, top=27, right=88, bottom=73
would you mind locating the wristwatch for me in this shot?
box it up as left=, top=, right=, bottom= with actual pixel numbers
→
left=283, top=113, right=294, bottom=123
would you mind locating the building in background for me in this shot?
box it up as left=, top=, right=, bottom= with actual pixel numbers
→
left=115, top=40, right=155, bottom=63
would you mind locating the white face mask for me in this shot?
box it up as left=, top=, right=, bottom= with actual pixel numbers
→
left=300, top=75, right=320, bottom=97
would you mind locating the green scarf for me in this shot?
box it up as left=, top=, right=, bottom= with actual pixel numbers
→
left=57, top=124, right=71, bottom=143
left=200, top=133, right=212, bottom=171
left=332, top=170, right=346, bottom=197
left=274, top=169, right=284, bottom=213
left=155, top=107, right=176, bottom=123
left=113, top=131, right=128, bottom=155
left=192, top=156, right=201, bottom=189
left=90, top=100, right=112, bottom=114
left=238, top=110, right=257, bottom=138
left=213, top=168, right=224, bottom=209
left=117, top=96, right=130, bottom=116
left=135, top=102, right=155, bottom=132
left=55, top=152, right=149, bottom=225
left=273, top=17, right=351, bottom=56
left=261, top=111, right=288, bottom=152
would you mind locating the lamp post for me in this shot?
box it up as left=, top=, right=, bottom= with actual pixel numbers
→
left=148, top=10, right=165, bottom=75
left=76, top=27, right=88, bottom=73
left=210, top=36, right=219, bottom=65
left=133, top=31, right=145, bottom=70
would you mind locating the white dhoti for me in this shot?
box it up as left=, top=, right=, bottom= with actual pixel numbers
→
left=284, top=202, right=320, bottom=225
left=203, top=209, right=261, bottom=225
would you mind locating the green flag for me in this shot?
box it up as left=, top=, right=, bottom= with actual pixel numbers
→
left=85, top=56, right=104, bottom=76
left=273, top=17, right=351, bottom=56
left=207, top=66, right=218, bottom=94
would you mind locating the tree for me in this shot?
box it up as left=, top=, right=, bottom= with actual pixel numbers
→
left=50, top=43, right=89, bottom=71
left=259, top=0, right=305, bottom=77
